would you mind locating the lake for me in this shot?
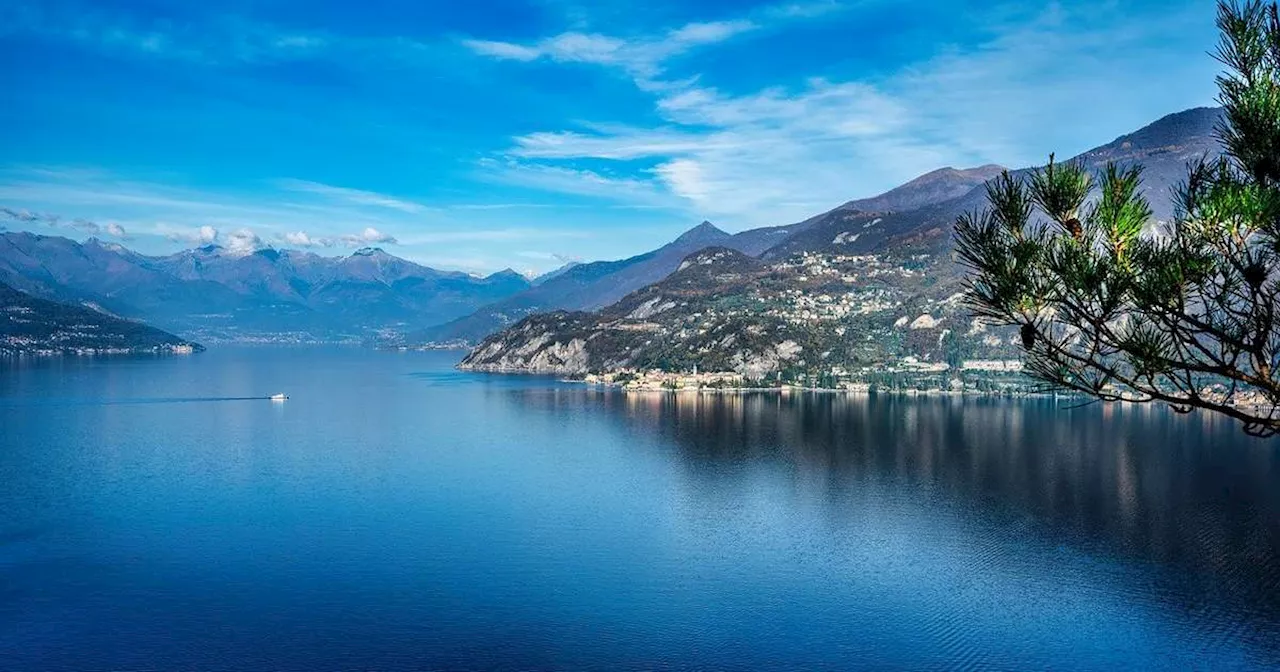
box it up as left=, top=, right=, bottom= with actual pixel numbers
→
left=1, top=347, right=1278, bottom=670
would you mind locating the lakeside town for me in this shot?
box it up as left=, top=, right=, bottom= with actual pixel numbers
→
left=581, top=358, right=1033, bottom=394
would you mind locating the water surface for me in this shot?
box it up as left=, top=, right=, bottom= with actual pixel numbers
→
left=1, top=348, right=1278, bottom=670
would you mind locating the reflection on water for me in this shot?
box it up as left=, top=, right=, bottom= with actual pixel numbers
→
left=502, top=389, right=1280, bottom=659
left=1, top=350, right=1278, bottom=670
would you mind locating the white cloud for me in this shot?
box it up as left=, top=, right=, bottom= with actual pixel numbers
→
left=343, top=227, right=398, bottom=246
left=274, top=227, right=400, bottom=249
left=163, top=224, right=220, bottom=245
left=279, top=230, right=325, bottom=247
left=462, top=16, right=762, bottom=83
left=479, top=1, right=1218, bottom=227
left=665, top=20, right=757, bottom=48
left=224, top=228, right=266, bottom=255
left=461, top=39, right=542, bottom=61
left=0, top=207, right=129, bottom=239
left=460, top=2, right=844, bottom=86
left=512, top=127, right=714, bottom=160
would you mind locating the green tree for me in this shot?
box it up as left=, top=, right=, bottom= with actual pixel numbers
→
left=941, top=329, right=967, bottom=371
left=955, top=1, right=1280, bottom=436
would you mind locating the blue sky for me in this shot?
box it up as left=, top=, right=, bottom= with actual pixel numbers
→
left=0, top=0, right=1220, bottom=274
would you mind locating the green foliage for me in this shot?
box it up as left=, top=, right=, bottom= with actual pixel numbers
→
left=1027, top=154, right=1092, bottom=238
left=955, top=0, right=1280, bottom=436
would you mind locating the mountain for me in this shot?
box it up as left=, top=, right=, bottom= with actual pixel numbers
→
left=531, top=262, right=581, bottom=286
left=460, top=107, right=1227, bottom=379
left=409, top=163, right=1047, bottom=348
left=845, top=165, right=1007, bottom=213
left=460, top=247, right=771, bottom=374
left=761, top=107, right=1225, bottom=260
left=0, top=281, right=202, bottom=356
left=407, top=220, right=775, bottom=345
left=459, top=244, right=1002, bottom=377
left=0, top=233, right=531, bottom=342
left=406, top=172, right=1006, bottom=349
left=0, top=234, right=253, bottom=324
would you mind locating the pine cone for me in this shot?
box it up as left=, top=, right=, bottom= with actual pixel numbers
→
left=1021, top=323, right=1037, bottom=349
left=1244, top=262, right=1266, bottom=289
left=1064, top=217, right=1083, bottom=240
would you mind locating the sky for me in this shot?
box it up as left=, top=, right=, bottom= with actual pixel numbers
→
left=0, top=0, right=1222, bottom=275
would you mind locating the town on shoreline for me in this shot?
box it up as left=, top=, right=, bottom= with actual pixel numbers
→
left=575, top=358, right=1036, bottom=395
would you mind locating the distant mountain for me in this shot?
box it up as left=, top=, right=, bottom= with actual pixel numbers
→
left=0, top=234, right=531, bottom=342
left=531, top=261, right=581, bottom=286
left=0, top=281, right=202, bottom=356
left=407, top=220, right=774, bottom=345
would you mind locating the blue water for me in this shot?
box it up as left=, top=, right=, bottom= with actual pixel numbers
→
left=1, top=348, right=1278, bottom=670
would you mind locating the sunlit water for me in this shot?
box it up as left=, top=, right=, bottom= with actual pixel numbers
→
left=1, top=348, right=1278, bottom=670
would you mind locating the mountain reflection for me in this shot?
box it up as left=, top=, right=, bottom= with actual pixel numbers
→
left=500, top=388, right=1280, bottom=649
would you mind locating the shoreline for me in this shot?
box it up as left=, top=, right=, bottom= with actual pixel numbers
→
left=566, top=379, right=1061, bottom=398
left=457, top=364, right=1052, bottom=398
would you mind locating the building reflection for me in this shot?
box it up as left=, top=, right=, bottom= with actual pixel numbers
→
left=500, top=387, right=1280, bottom=647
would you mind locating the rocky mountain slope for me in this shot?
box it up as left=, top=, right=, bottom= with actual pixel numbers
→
left=460, top=246, right=1009, bottom=378
left=1, top=281, right=202, bottom=356
left=0, top=234, right=530, bottom=342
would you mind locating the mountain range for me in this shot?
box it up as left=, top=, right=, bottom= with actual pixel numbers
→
left=0, top=236, right=530, bottom=342
left=0, top=106, right=1224, bottom=354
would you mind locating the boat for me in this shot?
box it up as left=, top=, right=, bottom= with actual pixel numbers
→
left=270, top=393, right=288, bottom=401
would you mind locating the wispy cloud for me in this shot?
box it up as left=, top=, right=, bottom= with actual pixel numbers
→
left=273, top=226, right=397, bottom=249
left=1, top=206, right=130, bottom=239
left=462, top=21, right=755, bottom=81
left=476, top=158, right=683, bottom=209
left=474, top=1, right=1217, bottom=227
left=274, top=180, right=435, bottom=215
left=461, top=2, right=838, bottom=85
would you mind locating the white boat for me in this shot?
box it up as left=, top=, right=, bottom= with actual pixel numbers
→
left=270, top=393, right=288, bottom=401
